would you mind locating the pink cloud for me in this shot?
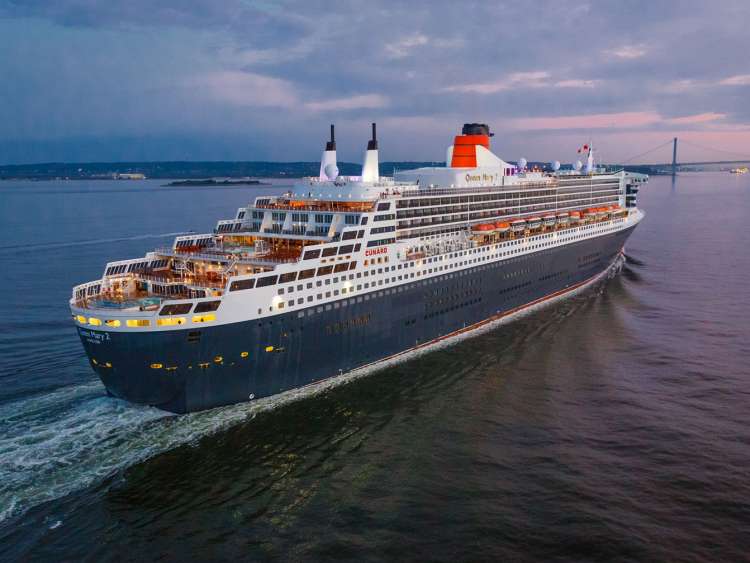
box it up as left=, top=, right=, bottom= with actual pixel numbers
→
left=666, top=112, right=725, bottom=125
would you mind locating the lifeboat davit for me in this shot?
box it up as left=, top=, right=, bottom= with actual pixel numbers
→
left=511, top=219, right=526, bottom=232
left=495, top=221, right=511, bottom=233
left=527, top=216, right=542, bottom=229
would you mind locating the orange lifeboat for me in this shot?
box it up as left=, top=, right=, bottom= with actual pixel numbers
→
left=472, top=223, right=495, bottom=233
left=495, top=221, right=511, bottom=232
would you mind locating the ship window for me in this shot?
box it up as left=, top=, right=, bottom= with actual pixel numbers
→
left=192, top=314, right=216, bottom=323
left=194, top=300, right=221, bottom=313
left=322, top=247, right=338, bottom=257
left=157, top=317, right=186, bottom=326
left=299, top=269, right=316, bottom=280
left=377, top=202, right=391, bottom=211
left=360, top=217, right=368, bottom=225
left=338, top=244, right=354, bottom=254
left=303, top=249, right=321, bottom=260
left=279, top=272, right=297, bottom=283
left=334, top=263, right=349, bottom=273
left=105, top=319, right=121, bottom=327
left=160, top=303, right=193, bottom=316
left=126, top=319, right=150, bottom=327
left=230, top=279, right=255, bottom=291
left=256, top=275, right=278, bottom=287
left=88, top=317, right=102, bottom=326
left=317, top=265, right=334, bottom=276
left=342, top=230, right=357, bottom=241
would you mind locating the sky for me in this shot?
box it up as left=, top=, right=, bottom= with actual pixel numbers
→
left=1, top=0, right=749, bottom=165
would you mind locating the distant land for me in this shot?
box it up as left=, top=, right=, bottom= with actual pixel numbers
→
left=0, top=161, right=443, bottom=181
left=0, top=160, right=673, bottom=180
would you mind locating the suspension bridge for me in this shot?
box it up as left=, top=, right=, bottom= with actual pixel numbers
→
left=610, top=138, right=750, bottom=175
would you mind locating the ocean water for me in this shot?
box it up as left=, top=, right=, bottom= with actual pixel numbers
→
left=0, top=173, right=748, bottom=561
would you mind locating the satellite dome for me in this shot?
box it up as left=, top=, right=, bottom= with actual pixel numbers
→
left=574, top=160, right=583, bottom=171
left=552, top=160, right=561, bottom=171
left=324, top=163, right=339, bottom=180
left=518, top=158, right=527, bottom=169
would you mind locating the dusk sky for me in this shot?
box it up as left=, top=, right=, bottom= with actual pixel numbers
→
left=1, top=0, right=749, bottom=164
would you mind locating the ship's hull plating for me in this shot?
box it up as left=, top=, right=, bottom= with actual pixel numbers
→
left=78, top=226, right=636, bottom=413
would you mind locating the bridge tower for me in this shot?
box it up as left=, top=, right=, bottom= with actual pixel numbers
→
left=672, top=137, right=678, bottom=176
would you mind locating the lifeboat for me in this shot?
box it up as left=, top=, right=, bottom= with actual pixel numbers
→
left=556, top=212, right=569, bottom=225
left=472, top=223, right=495, bottom=233
left=495, top=221, right=511, bottom=233
left=542, top=214, right=556, bottom=227
left=527, top=216, right=542, bottom=229
left=583, top=209, right=597, bottom=222
left=568, top=211, right=581, bottom=223
left=511, top=219, right=527, bottom=232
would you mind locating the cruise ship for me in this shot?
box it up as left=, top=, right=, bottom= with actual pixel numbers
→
left=70, top=123, right=647, bottom=413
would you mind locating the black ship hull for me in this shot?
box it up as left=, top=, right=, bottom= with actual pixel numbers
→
left=78, top=225, right=636, bottom=413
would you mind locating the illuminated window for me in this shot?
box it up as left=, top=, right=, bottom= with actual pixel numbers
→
left=192, top=314, right=216, bottom=323
left=126, top=319, right=151, bottom=327
left=105, top=319, right=121, bottom=327
left=76, top=315, right=86, bottom=324
left=157, top=317, right=186, bottom=326
left=88, top=317, right=102, bottom=326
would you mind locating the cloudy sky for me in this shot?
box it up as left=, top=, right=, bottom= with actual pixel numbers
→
left=1, top=0, right=749, bottom=164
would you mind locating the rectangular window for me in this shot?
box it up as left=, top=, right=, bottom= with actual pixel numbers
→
left=342, top=230, right=357, bottom=241
left=349, top=261, right=358, bottom=270
left=159, top=303, right=193, bottom=316
left=279, top=272, right=297, bottom=283
left=317, top=265, right=334, bottom=276
left=377, top=202, right=391, bottom=211
left=360, top=217, right=368, bottom=225
left=303, top=249, right=321, bottom=260
left=374, top=214, right=395, bottom=222
left=367, top=238, right=396, bottom=247
left=338, top=244, right=354, bottom=254
left=256, top=275, right=278, bottom=287
left=194, top=300, right=221, bottom=313
left=299, top=269, right=316, bottom=280
left=322, top=247, right=338, bottom=257
left=157, top=317, right=187, bottom=327
left=334, top=263, right=349, bottom=273
left=230, top=278, right=255, bottom=291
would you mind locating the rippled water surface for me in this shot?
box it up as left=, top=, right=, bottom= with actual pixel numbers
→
left=0, top=174, right=749, bottom=562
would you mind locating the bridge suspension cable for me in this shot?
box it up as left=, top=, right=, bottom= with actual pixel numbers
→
left=619, top=139, right=675, bottom=164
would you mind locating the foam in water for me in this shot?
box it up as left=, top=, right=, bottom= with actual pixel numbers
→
left=0, top=256, right=625, bottom=525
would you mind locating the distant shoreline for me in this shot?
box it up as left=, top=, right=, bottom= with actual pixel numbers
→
left=162, top=179, right=269, bottom=187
